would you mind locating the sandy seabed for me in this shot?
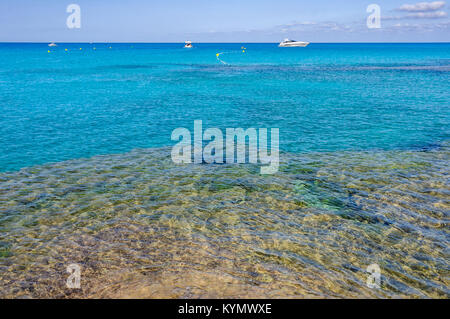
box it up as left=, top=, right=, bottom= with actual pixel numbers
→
left=0, top=144, right=448, bottom=298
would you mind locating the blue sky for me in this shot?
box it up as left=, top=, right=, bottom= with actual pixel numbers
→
left=1, top=0, right=449, bottom=42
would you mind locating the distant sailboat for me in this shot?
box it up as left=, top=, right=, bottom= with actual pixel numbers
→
left=184, top=41, right=193, bottom=48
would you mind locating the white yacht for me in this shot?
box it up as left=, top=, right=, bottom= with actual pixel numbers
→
left=48, top=42, right=58, bottom=47
left=184, top=41, right=193, bottom=48
left=278, top=39, right=309, bottom=47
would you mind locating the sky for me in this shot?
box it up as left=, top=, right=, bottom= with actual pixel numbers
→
left=0, top=0, right=449, bottom=42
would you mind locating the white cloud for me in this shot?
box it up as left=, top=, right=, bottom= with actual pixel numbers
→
left=275, top=21, right=353, bottom=33
left=406, top=10, right=448, bottom=17
left=384, top=10, right=448, bottom=19
left=385, top=20, right=450, bottom=32
left=398, top=1, right=446, bottom=12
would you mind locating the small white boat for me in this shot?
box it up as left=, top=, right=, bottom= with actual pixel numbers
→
left=48, top=42, right=58, bottom=47
left=278, top=39, right=309, bottom=47
left=184, top=41, right=193, bottom=48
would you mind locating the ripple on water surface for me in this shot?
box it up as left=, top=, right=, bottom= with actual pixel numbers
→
left=0, top=144, right=449, bottom=298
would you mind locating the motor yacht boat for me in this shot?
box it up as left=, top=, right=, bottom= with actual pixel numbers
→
left=278, top=39, right=309, bottom=47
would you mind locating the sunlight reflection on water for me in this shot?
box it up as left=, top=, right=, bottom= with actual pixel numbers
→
left=0, top=142, right=448, bottom=298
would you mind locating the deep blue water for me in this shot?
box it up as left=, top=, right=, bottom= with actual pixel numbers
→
left=0, top=43, right=449, bottom=172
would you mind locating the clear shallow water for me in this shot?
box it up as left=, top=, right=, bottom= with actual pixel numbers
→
left=0, top=43, right=449, bottom=298
left=0, top=145, right=448, bottom=298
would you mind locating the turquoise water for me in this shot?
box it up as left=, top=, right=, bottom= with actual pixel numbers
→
left=0, top=43, right=449, bottom=172
left=0, top=43, right=449, bottom=298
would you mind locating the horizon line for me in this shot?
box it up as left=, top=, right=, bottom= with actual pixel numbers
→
left=1, top=41, right=450, bottom=44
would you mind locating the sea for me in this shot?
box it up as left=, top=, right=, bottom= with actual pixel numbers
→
left=0, top=43, right=448, bottom=298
